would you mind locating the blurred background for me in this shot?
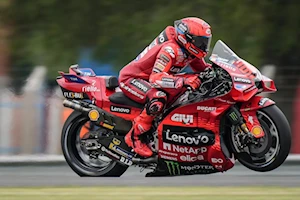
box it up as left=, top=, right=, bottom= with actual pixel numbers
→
left=0, top=0, right=300, bottom=156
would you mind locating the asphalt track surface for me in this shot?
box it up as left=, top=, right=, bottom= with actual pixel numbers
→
left=0, top=163, right=299, bottom=187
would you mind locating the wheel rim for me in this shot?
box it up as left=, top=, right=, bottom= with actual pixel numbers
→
left=64, top=117, right=117, bottom=174
left=231, top=110, right=280, bottom=168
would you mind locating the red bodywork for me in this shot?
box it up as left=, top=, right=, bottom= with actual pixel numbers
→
left=57, top=41, right=277, bottom=173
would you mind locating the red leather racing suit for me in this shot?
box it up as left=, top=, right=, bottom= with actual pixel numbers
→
left=119, top=26, right=210, bottom=157
left=119, top=26, right=209, bottom=104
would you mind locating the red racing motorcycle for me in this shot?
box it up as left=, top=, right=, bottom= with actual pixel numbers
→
left=57, top=40, right=291, bottom=177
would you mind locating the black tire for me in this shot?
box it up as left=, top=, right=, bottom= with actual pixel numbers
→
left=229, top=105, right=291, bottom=172
left=61, top=111, right=128, bottom=177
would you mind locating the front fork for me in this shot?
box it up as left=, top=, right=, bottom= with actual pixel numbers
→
left=226, top=106, right=260, bottom=147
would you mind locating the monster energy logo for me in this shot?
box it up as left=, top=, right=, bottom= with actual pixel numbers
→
left=165, top=161, right=180, bottom=175
left=229, top=111, right=238, bottom=121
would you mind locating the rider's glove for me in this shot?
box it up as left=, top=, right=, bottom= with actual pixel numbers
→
left=184, top=75, right=201, bottom=91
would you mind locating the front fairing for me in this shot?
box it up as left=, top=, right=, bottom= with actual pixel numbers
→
left=209, top=40, right=275, bottom=101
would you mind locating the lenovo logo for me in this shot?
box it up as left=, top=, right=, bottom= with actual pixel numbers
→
left=233, top=77, right=252, bottom=84
left=110, top=106, right=131, bottom=114
left=164, top=132, right=210, bottom=146
left=130, top=79, right=148, bottom=92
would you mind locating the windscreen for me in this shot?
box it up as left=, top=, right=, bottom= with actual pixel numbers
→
left=209, top=40, right=262, bottom=81
left=209, top=40, right=239, bottom=66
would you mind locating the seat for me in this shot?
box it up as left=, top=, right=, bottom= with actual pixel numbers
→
left=105, top=76, right=119, bottom=90
left=109, top=92, right=144, bottom=109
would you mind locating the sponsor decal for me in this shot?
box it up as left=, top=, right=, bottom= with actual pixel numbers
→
left=223, top=64, right=236, bottom=71
left=88, top=110, right=99, bottom=121
left=153, top=68, right=162, bottom=73
left=164, top=46, right=175, bottom=58
left=163, top=143, right=207, bottom=154
left=228, top=111, right=239, bottom=121
left=248, top=116, right=254, bottom=125
left=155, top=80, right=175, bottom=88
left=171, top=114, right=193, bottom=124
left=205, top=29, right=211, bottom=35
left=160, top=54, right=170, bottom=63
left=215, top=98, right=235, bottom=104
left=178, top=23, right=188, bottom=33
left=101, top=145, right=120, bottom=160
left=120, top=156, right=133, bottom=166
left=110, top=105, right=131, bottom=114
left=162, top=77, right=174, bottom=82
left=161, top=154, right=177, bottom=161
left=157, top=31, right=168, bottom=44
left=112, top=138, right=121, bottom=145
left=170, top=66, right=182, bottom=73
left=82, top=85, right=100, bottom=92
left=154, top=63, right=166, bottom=71
left=216, top=57, right=229, bottom=63
left=188, top=46, right=199, bottom=54
left=258, top=98, right=268, bottom=106
left=70, top=77, right=78, bottom=81
left=64, top=74, right=87, bottom=83
left=233, top=77, right=252, bottom=84
left=181, top=164, right=214, bottom=171
left=197, top=106, right=216, bottom=112
left=211, top=158, right=224, bottom=164
left=251, top=126, right=263, bottom=136
left=156, top=59, right=168, bottom=66
left=235, top=84, right=247, bottom=90
left=178, top=35, right=187, bottom=44
left=158, top=33, right=165, bottom=43
left=165, top=161, right=180, bottom=175
left=159, top=149, right=178, bottom=156
left=109, top=138, right=134, bottom=164
left=164, top=132, right=210, bottom=146
left=130, top=79, right=149, bottom=92
left=180, top=154, right=204, bottom=162
left=63, top=92, right=84, bottom=99
left=120, top=82, right=144, bottom=99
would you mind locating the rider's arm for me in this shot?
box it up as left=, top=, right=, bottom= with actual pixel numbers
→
left=149, top=45, right=185, bottom=89
left=189, top=58, right=211, bottom=72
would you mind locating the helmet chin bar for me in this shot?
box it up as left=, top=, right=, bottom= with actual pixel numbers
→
left=187, top=44, right=206, bottom=59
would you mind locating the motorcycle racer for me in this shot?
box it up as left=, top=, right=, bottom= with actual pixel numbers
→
left=119, top=17, right=212, bottom=157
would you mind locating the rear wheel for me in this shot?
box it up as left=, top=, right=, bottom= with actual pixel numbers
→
left=229, top=105, right=291, bottom=172
left=61, top=111, right=128, bottom=177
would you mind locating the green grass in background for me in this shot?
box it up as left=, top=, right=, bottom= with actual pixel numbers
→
left=0, top=186, right=299, bottom=200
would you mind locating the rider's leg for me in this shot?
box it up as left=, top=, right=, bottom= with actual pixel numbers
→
left=120, top=79, right=168, bottom=157
left=125, top=89, right=167, bottom=157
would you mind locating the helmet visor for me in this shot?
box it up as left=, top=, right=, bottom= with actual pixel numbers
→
left=186, top=34, right=211, bottom=52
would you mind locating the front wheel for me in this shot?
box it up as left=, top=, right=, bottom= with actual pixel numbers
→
left=61, top=111, right=128, bottom=177
left=229, top=105, right=291, bottom=172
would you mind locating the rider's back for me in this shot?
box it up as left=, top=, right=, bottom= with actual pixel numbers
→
left=119, top=26, right=180, bottom=81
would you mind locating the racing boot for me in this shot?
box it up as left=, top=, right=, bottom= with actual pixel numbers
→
left=125, top=110, right=153, bottom=157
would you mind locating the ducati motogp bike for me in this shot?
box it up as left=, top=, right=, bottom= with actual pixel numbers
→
left=57, top=40, right=291, bottom=177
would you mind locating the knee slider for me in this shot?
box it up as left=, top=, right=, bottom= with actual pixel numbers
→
left=146, top=97, right=166, bottom=116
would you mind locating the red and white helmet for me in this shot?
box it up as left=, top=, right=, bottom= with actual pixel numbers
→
left=174, top=17, right=212, bottom=59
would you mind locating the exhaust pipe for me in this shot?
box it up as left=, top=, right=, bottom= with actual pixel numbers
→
left=62, top=99, right=132, bottom=134
left=63, top=99, right=91, bottom=113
